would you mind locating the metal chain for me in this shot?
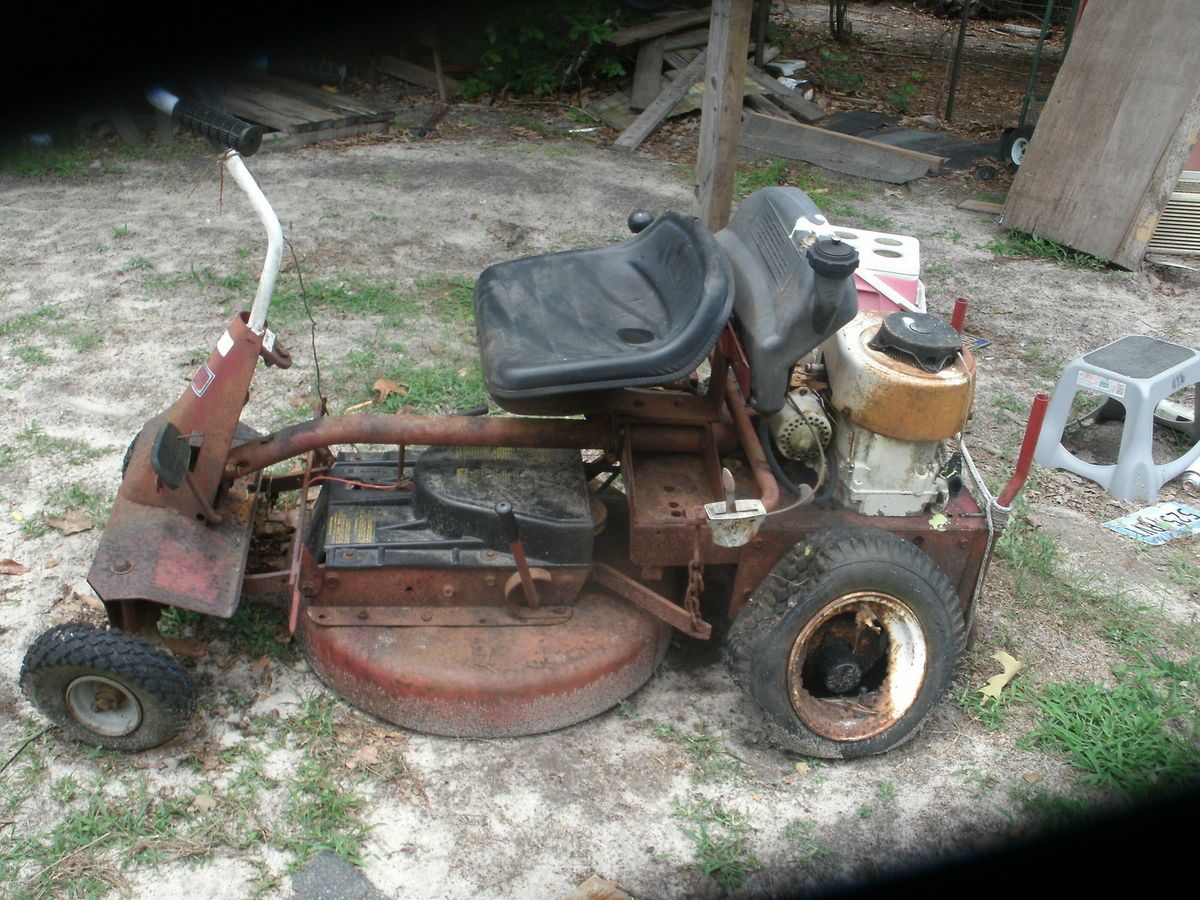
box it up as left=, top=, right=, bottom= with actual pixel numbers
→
left=685, top=527, right=705, bottom=631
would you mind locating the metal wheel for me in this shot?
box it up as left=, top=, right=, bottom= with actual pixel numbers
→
left=21, top=623, right=196, bottom=751
left=786, top=591, right=928, bottom=743
left=725, top=527, right=965, bottom=758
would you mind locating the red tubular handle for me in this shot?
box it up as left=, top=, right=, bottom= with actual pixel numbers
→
left=951, top=297, right=968, bottom=333
left=997, top=392, right=1049, bottom=507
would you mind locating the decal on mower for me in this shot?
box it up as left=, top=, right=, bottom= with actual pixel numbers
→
left=190, top=362, right=215, bottom=397
left=326, top=508, right=377, bottom=545
left=216, top=330, right=234, bottom=357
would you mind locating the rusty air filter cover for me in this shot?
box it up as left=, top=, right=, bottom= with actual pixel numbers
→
left=868, top=311, right=961, bottom=373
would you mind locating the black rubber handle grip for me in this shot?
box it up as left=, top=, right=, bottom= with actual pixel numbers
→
left=494, top=501, right=520, bottom=544
left=173, top=98, right=264, bottom=156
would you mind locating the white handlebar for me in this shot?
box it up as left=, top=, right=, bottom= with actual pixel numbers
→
left=221, top=150, right=282, bottom=334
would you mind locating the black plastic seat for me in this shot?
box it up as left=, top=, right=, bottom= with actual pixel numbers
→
left=474, top=212, right=734, bottom=401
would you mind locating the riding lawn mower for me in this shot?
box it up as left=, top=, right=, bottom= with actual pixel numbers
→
left=18, top=93, right=1047, bottom=760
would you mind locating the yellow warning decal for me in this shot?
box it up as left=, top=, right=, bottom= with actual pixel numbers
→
left=326, top=508, right=377, bottom=545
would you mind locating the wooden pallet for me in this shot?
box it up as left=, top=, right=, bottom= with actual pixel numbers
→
left=223, top=73, right=390, bottom=149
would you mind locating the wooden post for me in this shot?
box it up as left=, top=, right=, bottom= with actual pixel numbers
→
left=696, top=0, right=754, bottom=231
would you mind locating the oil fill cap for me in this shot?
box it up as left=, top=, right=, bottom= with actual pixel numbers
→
left=868, top=311, right=961, bottom=373
left=806, top=237, right=859, bottom=279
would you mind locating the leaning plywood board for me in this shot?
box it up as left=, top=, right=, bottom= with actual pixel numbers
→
left=739, top=111, right=943, bottom=184
left=1004, top=0, right=1200, bottom=269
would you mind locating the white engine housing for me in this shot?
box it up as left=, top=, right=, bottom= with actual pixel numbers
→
left=833, top=421, right=949, bottom=517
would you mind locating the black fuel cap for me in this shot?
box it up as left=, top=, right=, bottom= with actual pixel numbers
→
left=806, top=237, right=859, bottom=279
left=869, top=311, right=961, bottom=373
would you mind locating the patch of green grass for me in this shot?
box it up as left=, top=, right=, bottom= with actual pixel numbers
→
left=857, top=803, right=874, bottom=819
left=1168, top=552, right=1200, bottom=594
left=21, top=482, right=111, bottom=538
left=780, top=818, right=830, bottom=872
left=8, top=421, right=112, bottom=468
left=953, top=766, right=998, bottom=796
left=0, top=143, right=114, bottom=178
left=992, top=391, right=1026, bottom=414
left=923, top=260, right=953, bottom=282
left=850, top=211, right=893, bottom=230
left=121, top=255, right=153, bottom=272
left=566, top=107, right=598, bottom=124
left=0, top=305, right=66, bottom=341
left=378, top=360, right=488, bottom=415
left=1024, top=654, right=1200, bottom=796
left=985, top=231, right=1109, bottom=269
left=67, top=330, right=104, bottom=351
left=877, top=779, right=896, bottom=804
left=113, top=224, right=129, bottom=239
left=654, top=723, right=749, bottom=783
left=884, top=69, right=925, bottom=112
left=15, top=345, right=51, bottom=365
left=672, top=797, right=759, bottom=892
left=1009, top=782, right=1095, bottom=832
left=734, top=158, right=791, bottom=199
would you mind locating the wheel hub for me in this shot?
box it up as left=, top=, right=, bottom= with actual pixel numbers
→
left=65, top=675, right=143, bottom=737
left=787, top=592, right=928, bottom=742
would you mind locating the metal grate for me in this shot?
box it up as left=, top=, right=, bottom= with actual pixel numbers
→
left=1148, top=171, right=1200, bottom=255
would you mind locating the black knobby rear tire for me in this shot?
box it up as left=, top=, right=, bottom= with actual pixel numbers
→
left=20, top=623, right=196, bottom=751
left=724, top=526, right=965, bottom=759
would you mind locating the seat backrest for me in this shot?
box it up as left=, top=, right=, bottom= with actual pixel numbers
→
left=715, top=187, right=859, bottom=414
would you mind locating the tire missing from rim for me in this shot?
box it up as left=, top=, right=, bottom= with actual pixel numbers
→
left=20, top=623, right=196, bottom=751
left=725, top=526, right=966, bottom=759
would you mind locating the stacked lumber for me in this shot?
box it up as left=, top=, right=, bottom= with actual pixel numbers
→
left=587, top=4, right=828, bottom=152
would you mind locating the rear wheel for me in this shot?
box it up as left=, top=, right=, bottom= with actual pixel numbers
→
left=999, top=124, right=1035, bottom=169
left=20, top=623, right=196, bottom=751
left=725, top=527, right=965, bottom=758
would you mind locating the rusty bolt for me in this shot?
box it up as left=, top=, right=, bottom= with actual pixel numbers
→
left=753, top=538, right=764, bottom=548
left=442, top=585, right=455, bottom=598
left=344, top=550, right=356, bottom=559
left=554, top=607, right=567, bottom=615
left=484, top=574, right=497, bottom=587
left=110, top=559, right=133, bottom=575
left=484, top=549, right=497, bottom=559
left=301, top=581, right=315, bottom=594
left=357, top=610, right=369, bottom=621
left=959, top=539, right=969, bottom=549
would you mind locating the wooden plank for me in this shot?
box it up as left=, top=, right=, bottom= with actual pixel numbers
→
left=958, top=199, right=1005, bottom=213
left=606, top=8, right=712, bottom=47
left=259, top=120, right=388, bottom=152
left=630, top=37, right=665, bottom=111
left=696, top=0, right=754, bottom=231
left=107, top=108, right=143, bottom=146
left=1004, top=0, right=1200, bottom=269
left=224, top=74, right=388, bottom=134
left=614, top=48, right=708, bottom=151
left=738, top=111, right=934, bottom=184
left=663, top=27, right=708, bottom=50
left=378, top=55, right=462, bottom=96
left=744, top=65, right=826, bottom=122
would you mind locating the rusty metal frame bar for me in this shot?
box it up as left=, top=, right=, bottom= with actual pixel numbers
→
left=591, top=562, right=711, bottom=639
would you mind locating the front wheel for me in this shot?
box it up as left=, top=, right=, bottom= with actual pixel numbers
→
left=20, top=623, right=196, bottom=751
left=725, top=527, right=965, bottom=759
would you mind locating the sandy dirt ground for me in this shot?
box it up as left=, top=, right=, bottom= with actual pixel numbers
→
left=2, top=55, right=1199, bottom=900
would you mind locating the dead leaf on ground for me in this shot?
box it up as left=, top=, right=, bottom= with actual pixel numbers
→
left=564, top=875, right=632, bottom=900
left=979, top=650, right=1023, bottom=702
left=372, top=378, right=408, bottom=403
left=0, top=559, right=29, bottom=576
left=251, top=655, right=270, bottom=676
left=192, top=794, right=218, bottom=814
left=163, top=636, right=208, bottom=659
left=794, top=762, right=811, bottom=774
left=44, top=556, right=59, bottom=569
left=346, top=744, right=381, bottom=770
left=1023, top=772, right=1044, bottom=785
left=45, top=511, right=94, bottom=535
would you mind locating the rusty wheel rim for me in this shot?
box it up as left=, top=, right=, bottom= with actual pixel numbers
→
left=787, top=592, right=927, bottom=742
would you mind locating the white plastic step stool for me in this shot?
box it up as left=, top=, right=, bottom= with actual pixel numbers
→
left=1034, top=335, right=1200, bottom=502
